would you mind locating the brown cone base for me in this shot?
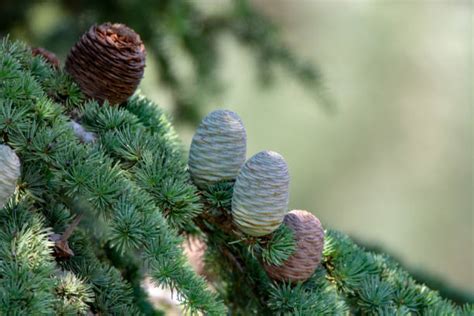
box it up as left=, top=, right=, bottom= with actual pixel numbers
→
left=264, top=210, right=325, bottom=283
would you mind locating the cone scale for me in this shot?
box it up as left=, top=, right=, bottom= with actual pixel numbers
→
left=32, top=47, right=60, bottom=69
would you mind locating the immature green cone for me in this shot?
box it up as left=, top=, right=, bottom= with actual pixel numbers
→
left=0, top=145, right=21, bottom=209
left=264, top=210, right=324, bottom=283
left=189, top=109, right=247, bottom=188
left=65, top=22, right=146, bottom=105
left=232, top=151, right=289, bottom=236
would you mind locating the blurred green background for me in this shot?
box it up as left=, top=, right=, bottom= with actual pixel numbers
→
left=195, top=0, right=473, bottom=295
left=1, top=0, right=472, bottom=295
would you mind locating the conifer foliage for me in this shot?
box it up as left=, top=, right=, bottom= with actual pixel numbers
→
left=0, top=24, right=472, bottom=315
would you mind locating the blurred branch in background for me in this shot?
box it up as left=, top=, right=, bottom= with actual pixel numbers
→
left=0, top=0, right=333, bottom=125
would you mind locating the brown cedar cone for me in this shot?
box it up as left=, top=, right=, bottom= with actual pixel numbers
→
left=65, top=23, right=146, bottom=105
left=264, top=210, right=324, bottom=283
left=32, top=47, right=60, bottom=69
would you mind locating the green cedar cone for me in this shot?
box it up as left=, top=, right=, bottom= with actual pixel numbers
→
left=0, top=144, right=21, bottom=209
left=232, top=150, right=290, bottom=236
left=189, top=109, right=247, bottom=188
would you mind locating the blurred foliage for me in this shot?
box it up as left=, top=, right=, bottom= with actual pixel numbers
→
left=0, top=0, right=331, bottom=124
left=355, top=239, right=474, bottom=306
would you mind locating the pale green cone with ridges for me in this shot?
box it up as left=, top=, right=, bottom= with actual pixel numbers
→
left=189, top=109, right=247, bottom=188
left=232, top=150, right=290, bottom=236
left=0, top=144, right=21, bottom=209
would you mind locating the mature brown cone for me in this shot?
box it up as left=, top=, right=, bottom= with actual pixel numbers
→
left=264, top=210, right=324, bottom=283
left=32, top=47, right=60, bottom=69
left=65, top=23, right=146, bottom=105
